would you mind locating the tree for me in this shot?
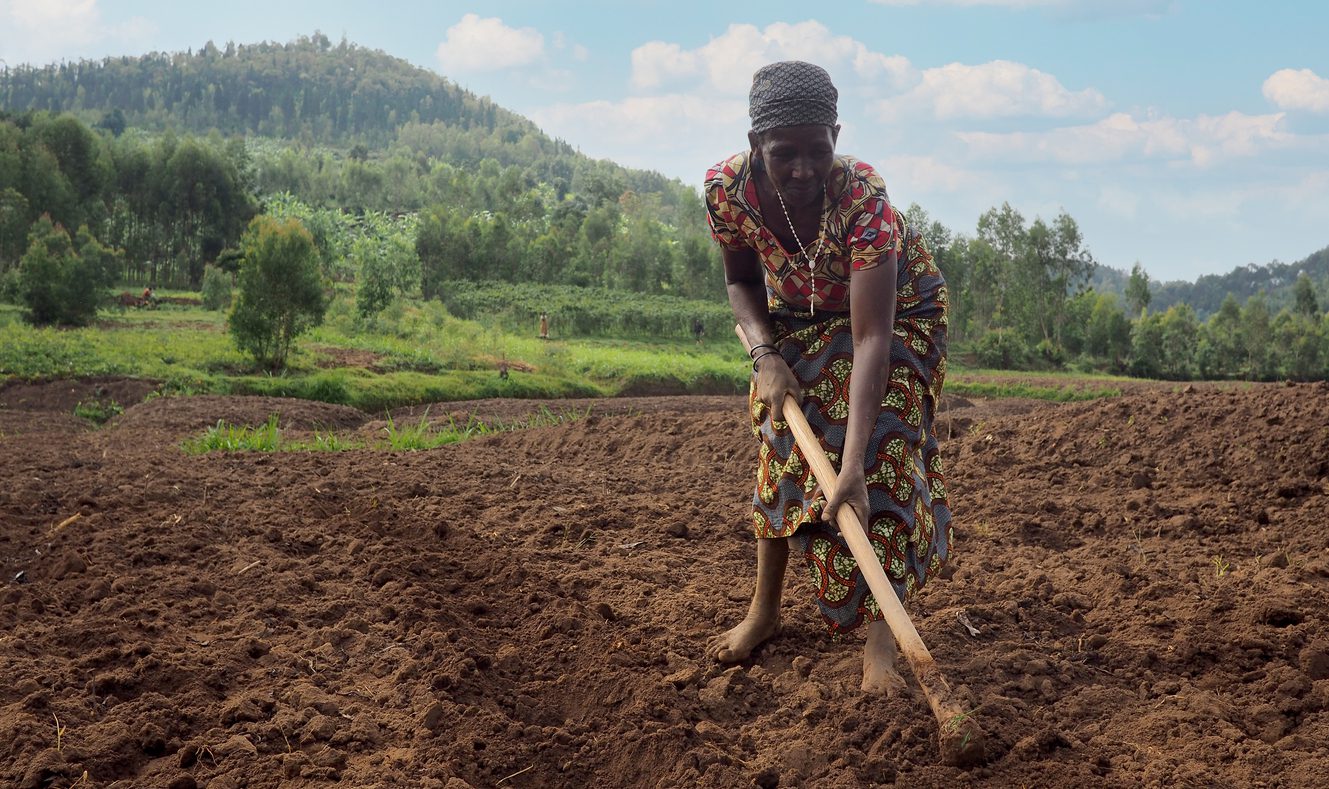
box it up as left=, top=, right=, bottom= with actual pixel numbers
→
left=1083, top=292, right=1132, bottom=369
left=1271, top=308, right=1323, bottom=380
left=1241, top=292, right=1274, bottom=380
left=1293, top=273, right=1320, bottom=318
left=1129, top=311, right=1166, bottom=379
left=1198, top=294, right=1243, bottom=379
left=353, top=219, right=419, bottom=320
left=1159, top=304, right=1199, bottom=379
left=17, top=216, right=117, bottom=326
left=228, top=215, right=326, bottom=371
left=201, top=264, right=232, bottom=310
left=416, top=206, right=476, bottom=297
left=0, top=187, right=30, bottom=266
left=1125, top=262, right=1151, bottom=317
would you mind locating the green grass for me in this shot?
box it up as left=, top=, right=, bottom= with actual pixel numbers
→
left=1, top=294, right=748, bottom=409
left=182, top=414, right=283, bottom=453
left=947, top=366, right=1130, bottom=402
left=4, top=293, right=1136, bottom=413
left=945, top=379, right=1121, bottom=402
left=182, top=405, right=589, bottom=454
left=73, top=398, right=124, bottom=424
left=381, top=409, right=475, bottom=450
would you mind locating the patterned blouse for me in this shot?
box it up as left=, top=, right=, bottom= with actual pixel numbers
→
left=704, top=152, right=904, bottom=315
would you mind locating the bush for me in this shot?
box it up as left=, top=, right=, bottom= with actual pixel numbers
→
left=201, top=264, right=233, bottom=311
left=0, top=267, right=19, bottom=304
left=17, top=216, right=119, bottom=326
left=228, top=215, right=327, bottom=371
left=973, top=328, right=1033, bottom=369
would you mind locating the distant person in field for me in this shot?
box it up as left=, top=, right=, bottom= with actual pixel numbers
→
left=693, top=318, right=706, bottom=345
left=705, top=61, right=953, bottom=694
left=539, top=312, right=550, bottom=340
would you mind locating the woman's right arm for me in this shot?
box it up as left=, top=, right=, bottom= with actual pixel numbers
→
left=723, top=247, right=800, bottom=422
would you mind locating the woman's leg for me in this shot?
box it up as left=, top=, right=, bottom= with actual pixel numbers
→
left=862, top=618, right=907, bottom=695
left=708, top=537, right=790, bottom=663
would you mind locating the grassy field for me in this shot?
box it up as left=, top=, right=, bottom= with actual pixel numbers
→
left=0, top=295, right=1139, bottom=413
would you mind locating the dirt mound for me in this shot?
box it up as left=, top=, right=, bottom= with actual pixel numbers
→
left=0, top=384, right=1326, bottom=787
left=0, top=377, right=161, bottom=414
left=114, top=394, right=370, bottom=437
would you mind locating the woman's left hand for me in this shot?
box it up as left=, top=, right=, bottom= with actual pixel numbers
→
left=822, top=466, right=869, bottom=528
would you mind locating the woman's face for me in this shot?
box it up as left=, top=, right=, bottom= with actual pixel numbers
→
left=750, top=123, right=839, bottom=209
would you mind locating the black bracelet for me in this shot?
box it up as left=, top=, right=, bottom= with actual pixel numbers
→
left=748, top=342, right=778, bottom=359
left=752, top=350, right=781, bottom=371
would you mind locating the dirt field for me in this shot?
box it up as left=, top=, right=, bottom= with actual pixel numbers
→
left=2, top=377, right=1327, bottom=788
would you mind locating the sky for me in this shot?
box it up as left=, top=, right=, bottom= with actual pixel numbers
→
left=2, top=1, right=1327, bottom=283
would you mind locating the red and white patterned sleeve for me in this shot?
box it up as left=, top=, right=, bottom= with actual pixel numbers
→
left=704, top=163, right=749, bottom=252
left=844, top=161, right=902, bottom=272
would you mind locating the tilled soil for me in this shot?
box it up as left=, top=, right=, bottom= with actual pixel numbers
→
left=1, top=378, right=1327, bottom=788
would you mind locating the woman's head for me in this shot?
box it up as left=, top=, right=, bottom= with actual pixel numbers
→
left=748, top=61, right=838, bottom=135
left=748, top=61, right=840, bottom=208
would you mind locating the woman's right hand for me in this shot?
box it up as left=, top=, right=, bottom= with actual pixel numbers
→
left=755, top=350, right=801, bottom=423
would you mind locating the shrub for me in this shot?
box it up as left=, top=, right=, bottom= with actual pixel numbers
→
left=74, top=398, right=123, bottom=424
left=201, top=264, right=233, bottom=311
left=17, top=217, right=119, bottom=326
left=228, top=215, right=326, bottom=371
left=973, top=328, right=1033, bottom=369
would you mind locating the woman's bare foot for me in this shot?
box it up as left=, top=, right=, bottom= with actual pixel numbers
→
left=708, top=537, right=791, bottom=663
left=708, top=613, right=781, bottom=663
left=862, top=619, right=907, bottom=695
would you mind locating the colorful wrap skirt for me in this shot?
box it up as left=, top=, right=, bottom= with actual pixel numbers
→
left=749, top=226, right=953, bottom=635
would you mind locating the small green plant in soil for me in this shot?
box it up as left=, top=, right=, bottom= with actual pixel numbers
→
left=182, top=405, right=589, bottom=454
left=182, top=415, right=282, bottom=453
left=73, top=398, right=123, bottom=424
left=381, top=409, right=478, bottom=450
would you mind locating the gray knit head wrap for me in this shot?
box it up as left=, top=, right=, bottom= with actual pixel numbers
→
left=748, top=61, right=838, bottom=134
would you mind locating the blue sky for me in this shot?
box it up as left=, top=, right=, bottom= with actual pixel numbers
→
left=2, top=1, right=1327, bottom=283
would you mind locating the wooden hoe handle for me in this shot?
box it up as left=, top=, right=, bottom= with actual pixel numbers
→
left=735, top=324, right=985, bottom=768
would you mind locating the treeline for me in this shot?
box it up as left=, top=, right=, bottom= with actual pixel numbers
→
left=1090, top=246, right=1329, bottom=319
left=1151, top=247, right=1329, bottom=317
left=0, top=111, right=255, bottom=288
left=0, top=109, right=723, bottom=300
left=912, top=203, right=1329, bottom=381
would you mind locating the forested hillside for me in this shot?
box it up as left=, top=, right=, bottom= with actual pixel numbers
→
left=0, top=32, right=515, bottom=148
left=2, top=33, right=1328, bottom=382
left=1150, top=247, right=1329, bottom=317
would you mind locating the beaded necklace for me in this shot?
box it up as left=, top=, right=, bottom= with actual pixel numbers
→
left=771, top=184, right=828, bottom=315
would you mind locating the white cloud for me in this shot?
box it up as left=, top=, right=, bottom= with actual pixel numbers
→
left=868, top=0, right=1174, bottom=15
left=1263, top=68, right=1329, bottom=113
left=435, top=14, right=544, bottom=74
left=550, top=32, right=589, bottom=63
left=879, top=155, right=987, bottom=195
left=631, top=42, right=701, bottom=90
left=0, top=0, right=153, bottom=66
left=956, top=110, right=1290, bottom=166
left=630, top=21, right=915, bottom=96
left=532, top=94, right=748, bottom=177
left=874, top=60, right=1107, bottom=121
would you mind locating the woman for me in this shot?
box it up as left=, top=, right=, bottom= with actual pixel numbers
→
left=704, top=61, right=953, bottom=693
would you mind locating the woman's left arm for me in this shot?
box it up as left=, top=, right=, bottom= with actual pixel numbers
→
left=823, top=248, right=898, bottom=526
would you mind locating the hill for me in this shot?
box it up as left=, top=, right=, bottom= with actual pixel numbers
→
left=1, top=32, right=528, bottom=149
left=1090, top=246, right=1329, bottom=319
